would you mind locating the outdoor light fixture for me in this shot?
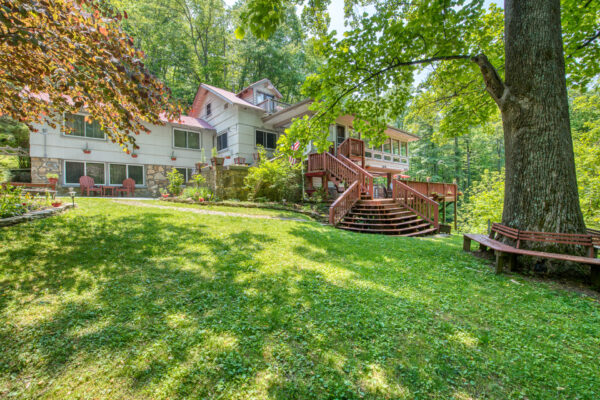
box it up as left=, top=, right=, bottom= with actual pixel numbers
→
left=68, top=188, right=76, bottom=207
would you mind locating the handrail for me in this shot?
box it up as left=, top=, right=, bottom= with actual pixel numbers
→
left=392, top=179, right=439, bottom=231
left=323, top=152, right=358, bottom=184
left=329, top=180, right=360, bottom=225
left=337, top=153, right=374, bottom=199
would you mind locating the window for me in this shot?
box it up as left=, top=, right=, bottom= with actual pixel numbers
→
left=109, top=164, right=144, bottom=186
left=173, top=129, right=200, bottom=150
left=336, top=125, right=346, bottom=147
left=217, top=132, right=228, bottom=151
left=64, top=113, right=105, bottom=139
left=256, top=91, right=274, bottom=103
left=392, top=139, right=400, bottom=155
left=383, top=138, right=391, bottom=153
left=255, top=130, right=277, bottom=149
left=401, top=142, right=408, bottom=156
left=64, top=161, right=105, bottom=185
left=206, top=103, right=212, bottom=116
left=175, top=168, right=194, bottom=183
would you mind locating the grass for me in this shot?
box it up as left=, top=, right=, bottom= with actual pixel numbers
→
left=145, top=200, right=315, bottom=221
left=1, top=198, right=599, bottom=399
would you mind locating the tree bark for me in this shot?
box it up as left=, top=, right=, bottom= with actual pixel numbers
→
left=478, top=0, right=586, bottom=239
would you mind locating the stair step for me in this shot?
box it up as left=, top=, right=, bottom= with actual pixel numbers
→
left=339, top=218, right=422, bottom=228
left=347, top=211, right=413, bottom=218
left=338, top=222, right=433, bottom=234
left=403, top=227, right=439, bottom=237
left=349, top=209, right=411, bottom=214
left=343, top=214, right=418, bottom=223
left=358, top=199, right=396, bottom=205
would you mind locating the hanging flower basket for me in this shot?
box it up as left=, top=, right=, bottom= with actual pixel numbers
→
left=83, top=149, right=91, bottom=154
left=132, top=154, right=138, bottom=158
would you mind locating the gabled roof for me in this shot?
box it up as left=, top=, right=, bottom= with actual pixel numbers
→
left=200, top=83, right=264, bottom=111
left=159, top=113, right=214, bottom=131
left=237, top=78, right=283, bottom=99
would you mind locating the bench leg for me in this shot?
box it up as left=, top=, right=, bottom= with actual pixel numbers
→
left=507, top=254, right=517, bottom=272
left=591, top=266, right=600, bottom=290
left=463, top=237, right=471, bottom=252
left=495, top=251, right=508, bottom=274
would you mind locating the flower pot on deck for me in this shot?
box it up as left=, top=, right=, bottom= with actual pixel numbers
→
left=47, top=178, right=58, bottom=186
left=195, top=162, right=208, bottom=170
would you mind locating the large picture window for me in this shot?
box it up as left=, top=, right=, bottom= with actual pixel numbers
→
left=255, top=130, right=277, bottom=149
left=64, top=113, right=105, bottom=139
left=217, top=132, right=228, bottom=151
left=109, top=164, right=144, bottom=186
left=173, top=129, right=200, bottom=150
left=64, top=161, right=105, bottom=185
left=383, top=138, right=391, bottom=154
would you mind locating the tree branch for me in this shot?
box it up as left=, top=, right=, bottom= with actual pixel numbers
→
left=471, top=54, right=506, bottom=107
left=310, top=54, right=472, bottom=125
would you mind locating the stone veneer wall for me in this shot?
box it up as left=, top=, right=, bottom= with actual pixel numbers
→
left=31, top=157, right=61, bottom=185
left=199, top=165, right=250, bottom=200
left=30, top=158, right=250, bottom=198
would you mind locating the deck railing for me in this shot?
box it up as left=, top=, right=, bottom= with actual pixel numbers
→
left=337, top=138, right=365, bottom=161
left=398, top=179, right=458, bottom=200
left=337, top=153, right=374, bottom=199
left=392, top=179, right=439, bottom=231
left=308, top=152, right=358, bottom=184
left=329, top=180, right=360, bottom=225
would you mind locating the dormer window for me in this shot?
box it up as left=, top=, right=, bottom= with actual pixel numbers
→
left=256, top=91, right=274, bottom=104
left=206, top=103, right=211, bottom=116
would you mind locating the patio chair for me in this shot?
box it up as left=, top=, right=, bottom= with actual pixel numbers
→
left=116, top=178, right=135, bottom=197
left=79, top=176, right=102, bottom=196
left=234, top=157, right=245, bottom=165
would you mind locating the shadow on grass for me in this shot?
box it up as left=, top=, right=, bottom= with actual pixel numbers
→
left=0, top=204, right=599, bottom=399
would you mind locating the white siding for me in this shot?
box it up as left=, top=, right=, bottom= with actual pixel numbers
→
left=30, top=116, right=214, bottom=174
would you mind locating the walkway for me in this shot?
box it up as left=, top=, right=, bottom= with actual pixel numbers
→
left=112, top=200, right=313, bottom=222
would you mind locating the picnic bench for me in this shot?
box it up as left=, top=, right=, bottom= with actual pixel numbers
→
left=2, top=182, right=57, bottom=199
left=463, top=223, right=600, bottom=288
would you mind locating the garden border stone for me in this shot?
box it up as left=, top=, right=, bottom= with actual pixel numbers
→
left=0, top=203, right=76, bottom=227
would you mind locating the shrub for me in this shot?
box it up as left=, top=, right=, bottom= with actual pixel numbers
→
left=167, top=168, right=184, bottom=196
left=459, top=169, right=504, bottom=233
left=0, top=184, right=28, bottom=218
left=244, top=147, right=302, bottom=202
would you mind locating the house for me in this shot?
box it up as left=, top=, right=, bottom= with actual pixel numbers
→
left=29, top=78, right=419, bottom=197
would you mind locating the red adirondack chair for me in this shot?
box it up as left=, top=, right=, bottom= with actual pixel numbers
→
left=116, top=178, right=135, bottom=197
left=79, top=176, right=102, bottom=196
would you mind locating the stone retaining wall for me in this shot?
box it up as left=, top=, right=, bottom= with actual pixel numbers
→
left=0, top=203, right=76, bottom=227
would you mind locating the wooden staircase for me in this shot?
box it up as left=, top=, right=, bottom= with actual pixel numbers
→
left=306, top=138, right=440, bottom=237
left=338, top=199, right=438, bottom=236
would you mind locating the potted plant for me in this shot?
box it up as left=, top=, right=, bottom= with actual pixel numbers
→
left=83, top=144, right=91, bottom=154
left=170, top=151, right=177, bottom=161
left=46, top=173, right=59, bottom=186
left=211, top=147, right=224, bottom=166
left=131, top=152, right=138, bottom=158
left=195, top=148, right=207, bottom=170
left=159, top=188, right=169, bottom=198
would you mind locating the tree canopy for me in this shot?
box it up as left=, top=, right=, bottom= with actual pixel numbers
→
left=0, top=0, right=180, bottom=151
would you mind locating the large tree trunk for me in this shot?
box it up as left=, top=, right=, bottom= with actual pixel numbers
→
left=475, top=0, right=586, bottom=241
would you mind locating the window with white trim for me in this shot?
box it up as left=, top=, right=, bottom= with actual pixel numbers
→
left=206, top=103, right=212, bottom=116
left=64, top=113, right=105, bottom=139
left=173, top=129, right=200, bottom=150
left=216, top=131, right=228, bottom=151
left=64, top=161, right=105, bottom=185
left=109, top=164, right=144, bottom=186
left=255, top=130, right=277, bottom=149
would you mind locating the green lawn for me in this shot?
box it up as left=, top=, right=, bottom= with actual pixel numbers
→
left=145, top=200, right=316, bottom=221
left=1, top=199, right=599, bottom=399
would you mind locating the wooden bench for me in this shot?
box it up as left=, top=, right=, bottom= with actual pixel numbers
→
left=464, top=223, right=600, bottom=288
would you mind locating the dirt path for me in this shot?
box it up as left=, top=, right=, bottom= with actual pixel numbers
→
left=112, top=200, right=312, bottom=222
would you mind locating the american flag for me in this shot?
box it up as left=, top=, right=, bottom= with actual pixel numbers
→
left=289, top=141, right=300, bottom=164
